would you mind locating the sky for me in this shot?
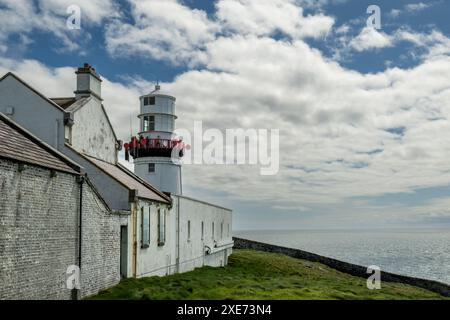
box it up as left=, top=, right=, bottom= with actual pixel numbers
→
left=1, top=0, right=450, bottom=230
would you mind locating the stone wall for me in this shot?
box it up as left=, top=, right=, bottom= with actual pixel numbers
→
left=0, top=158, right=121, bottom=299
left=233, top=237, right=450, bottom=297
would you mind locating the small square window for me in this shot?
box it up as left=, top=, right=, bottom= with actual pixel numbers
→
left=143, top=97, right=149, bottom=106
left=149, top=97, right=156, bottom=105
left=148, top=163, right=155, bottom=173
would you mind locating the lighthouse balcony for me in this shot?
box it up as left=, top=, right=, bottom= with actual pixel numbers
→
left=124, top=138, right=184, bottom=160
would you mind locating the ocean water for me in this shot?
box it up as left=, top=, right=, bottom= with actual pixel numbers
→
left=234, top=229, right=450, bottom=285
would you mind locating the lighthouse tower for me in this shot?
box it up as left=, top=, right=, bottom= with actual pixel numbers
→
left=129, top=84, right=182, bottom=195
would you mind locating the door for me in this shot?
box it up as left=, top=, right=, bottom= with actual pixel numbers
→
left=120, top=226, right=128, bottom=278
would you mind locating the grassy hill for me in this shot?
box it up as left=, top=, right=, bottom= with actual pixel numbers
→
left=89, top=249, right=447, bottom=300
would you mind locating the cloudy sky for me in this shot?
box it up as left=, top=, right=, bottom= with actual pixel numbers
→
left=1, top=0, right=450, bottom=230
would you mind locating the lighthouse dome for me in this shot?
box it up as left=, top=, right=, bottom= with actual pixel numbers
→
left=147, top=84, right=176, bottom=101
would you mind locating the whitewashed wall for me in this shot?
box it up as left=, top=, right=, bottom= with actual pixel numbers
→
left=71, top=99, right=117, bottom=164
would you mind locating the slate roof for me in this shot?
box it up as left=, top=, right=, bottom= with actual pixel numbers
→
left=75, top=151, right=171, bottom=204
left=50, top=97, right=91, bottom=112
left=0, top=113, right=80, bottom=175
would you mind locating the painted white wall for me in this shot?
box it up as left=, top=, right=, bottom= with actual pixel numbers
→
left=0, top=75, right=65, bottom=150
left=134, top=157, right=182, bottom=196
left=128, top=195, right=233, bottom=279
left=173, top=195, right=233, bottom=273
left=71, top=99, right=117, bottom=164
left=134, top=200, right=177, bottom=278
left=135, top=89, right=181, bottom=195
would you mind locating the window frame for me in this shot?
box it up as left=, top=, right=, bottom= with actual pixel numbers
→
left=187, top=220, right=191, bottom=241
left=148, top=163, right=155, bottom=174
left=141, top=206, right=150, bottom=248
left=201, top=221, right=204, bottom=240
left=157, top=208, right=166, bottom=246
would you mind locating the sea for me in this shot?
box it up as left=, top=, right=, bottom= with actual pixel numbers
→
left=233, top=228, right=450, bottom=285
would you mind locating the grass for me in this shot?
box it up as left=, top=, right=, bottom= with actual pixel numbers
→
left=88, top=249, right=448, bottom=300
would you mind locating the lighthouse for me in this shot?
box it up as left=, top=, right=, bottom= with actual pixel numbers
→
left=125, top=84, right=183, bottom=195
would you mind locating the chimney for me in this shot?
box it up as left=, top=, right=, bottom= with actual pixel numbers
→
left=74, top=63, right=102, bottom=101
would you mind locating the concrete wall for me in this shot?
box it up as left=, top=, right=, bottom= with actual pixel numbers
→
left=0, top=158, right=121, bottom=299
left=173, top=195, right=233, bottom=273
left=71, top=98, right=117, bottom=164
left=233, top=237, right=450, bottom=298
left=0, top=75, right=65, bottom=150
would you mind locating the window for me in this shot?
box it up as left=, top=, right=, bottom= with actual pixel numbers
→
left=221, top=222, right=224, bottom=239
left=149, top=116, right=155, bottom=131
left=141, top=207, right=150, bottom=248
left=201, top=221, right=204, bottom=240
left=158, top=209, right=166, bottom=246
left=143, top=117, right=149, bottom=131
left=148, top=163, right=155, bottom=173
left=143, top=116, right=155, bottom=131
left=143, top=97, right=149, bottom=106
left=212, top=222, right=215, bottom=240
left=64, top=125, right=71, bottom=144
left=187, top=220, right=191, bottom=241
left=149, top=97, right=155, bottom=105
left=144, top=96, right=156, bottom=105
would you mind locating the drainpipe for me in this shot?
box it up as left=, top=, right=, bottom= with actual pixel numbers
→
left=73, top=175, right=84, bottom=300
left=176, top=196, right=180, bottom=273
left=129, top=190, right=138, bottom=278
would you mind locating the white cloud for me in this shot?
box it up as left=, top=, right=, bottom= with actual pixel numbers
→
left=349, top=27, right=393, bottom=52
left=388, top=9, right=401, bottom=18
left=105, top=0, right=335, bottom=65
left=0, top=0, right=118, bottom=53
left=105, top=0, right=219, bottom=65
left=216, top=0, right=334, bottom=39
left=405, top=2, right=431, bottom=12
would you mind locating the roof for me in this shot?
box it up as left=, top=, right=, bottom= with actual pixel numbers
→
left=68, top=147, right=170, bottom=204
left=50, top=96, right=90, bottom=112
left=142, top=84, right=176, bottom=100
left=50, top=97, right=76, bottom=109
left=0, top=113, right=81, bottom=175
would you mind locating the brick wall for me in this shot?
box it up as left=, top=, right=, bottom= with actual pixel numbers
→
left=0, top=158, right=120, bottom=299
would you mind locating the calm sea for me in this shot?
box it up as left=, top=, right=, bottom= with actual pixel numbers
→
left=234, top=229, right=450, bottom=284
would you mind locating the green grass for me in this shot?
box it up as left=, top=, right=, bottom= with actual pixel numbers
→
left=88, top=249, right=448, bottom=300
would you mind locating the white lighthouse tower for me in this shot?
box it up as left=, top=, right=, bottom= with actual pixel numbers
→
left=128, top=84, right=182, bottom=195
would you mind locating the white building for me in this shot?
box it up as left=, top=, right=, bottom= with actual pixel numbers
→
left=0, top=63, right=233, bottom=299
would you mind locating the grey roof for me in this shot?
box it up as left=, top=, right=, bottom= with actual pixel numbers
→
left=67, top=148, right=171, bottom=204
left=50, top=97, right=91, bottom=112
left=0, top=113, right=81, bottom=175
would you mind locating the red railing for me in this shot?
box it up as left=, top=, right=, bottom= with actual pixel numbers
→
left=124, top=138, right=183, bottom=150
left=124, top=137, right=185, bottom=160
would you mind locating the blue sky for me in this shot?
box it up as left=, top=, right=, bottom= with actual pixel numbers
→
left=1, top=0, right=450, bottom=230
